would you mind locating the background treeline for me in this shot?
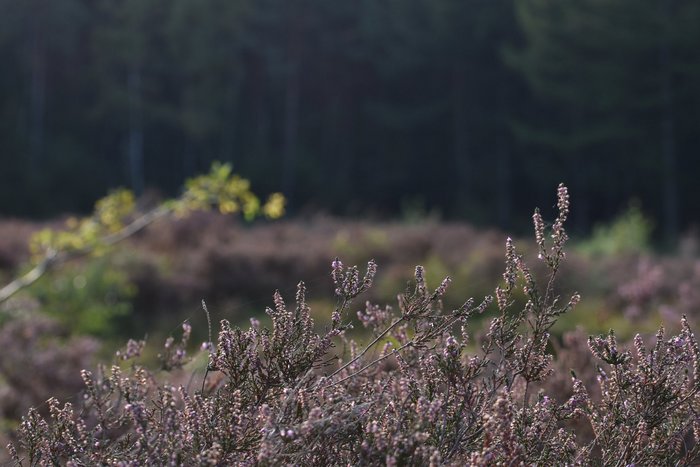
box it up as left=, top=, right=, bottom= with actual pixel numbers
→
left=1, top=0, right=699, bottom=240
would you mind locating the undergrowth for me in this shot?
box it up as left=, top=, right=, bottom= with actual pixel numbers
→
left=10, top=185, right=700, bottom=465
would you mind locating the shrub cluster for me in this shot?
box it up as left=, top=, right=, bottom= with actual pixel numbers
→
left=10, top=186, right=700, bottom=465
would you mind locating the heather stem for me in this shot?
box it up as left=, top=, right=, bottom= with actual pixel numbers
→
left=323, top=316, right=405, bottom=383
left=327, top=341, right=414, bottom=388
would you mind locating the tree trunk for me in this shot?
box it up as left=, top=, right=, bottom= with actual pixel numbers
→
left=568, top=107, right=589, bottom=233
left=29, top=11, right=46, bottom=173
left=659, top=0, right=678, bottom=245
left=452, top=60, right=470, bottom=211
left=249, top=54, right=270, bottom=165
left=571, top=152, right=589, bottom=233
left=326, top=89, right=354, bottom=207
left=183, top=138, right=195, bottom=179
left=127, top=65, right=144, bottom=196
left=220, top=70, right=244, bottom=165
left=282, top=25, right=302, bottom=204
left=496, top=69, right=511, bottom=229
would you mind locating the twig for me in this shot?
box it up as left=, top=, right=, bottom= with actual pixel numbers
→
left=322, top=316, right=405, bottom=383
left=326, top=341, right=413, bottom=388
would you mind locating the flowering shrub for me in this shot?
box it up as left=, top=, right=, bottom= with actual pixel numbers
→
left=10, top=185, right=700, bottom=465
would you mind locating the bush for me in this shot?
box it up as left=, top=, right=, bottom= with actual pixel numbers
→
left=576, top=203, right=653, bottom=257
left=10, top=185, right=700, bottom=465
left=27, top=256, right=136, bottom=338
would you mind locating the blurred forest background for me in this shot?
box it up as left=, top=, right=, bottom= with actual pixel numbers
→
left=1, top=0, right=699, bottom=242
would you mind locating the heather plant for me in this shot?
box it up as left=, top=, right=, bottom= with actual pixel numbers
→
left=10, top=185, right=700, bottom=465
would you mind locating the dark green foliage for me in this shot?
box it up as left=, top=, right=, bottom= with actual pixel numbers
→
left=28, top=256, right=136, bottom=337
left=1, top=1, right=700, bottom=238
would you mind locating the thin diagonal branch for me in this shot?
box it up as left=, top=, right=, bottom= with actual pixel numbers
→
left=0, top=206, right=170, bottom=306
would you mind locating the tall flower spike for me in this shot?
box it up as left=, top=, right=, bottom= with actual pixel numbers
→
left=362, top=259, right=377, bottom=290
left=681, top=315, right=700, bottom=387
left=432, top=276, right=452, bottom=301
left=557, top=183, right=570, bottom=222
left=550, top=184, right=570, bottom=262
left=331, top=257, right=344, bottom=295
left=295, top=281, right=307, bottom=313
left=503, top=237, right=517, bottom=290
left=415, top=265, right=427, bottom=297
left=496, top=237, right=517, bottom=310
left=533, top=208, right=546, bottom=259
left=496, top=286, right=507, bottom=311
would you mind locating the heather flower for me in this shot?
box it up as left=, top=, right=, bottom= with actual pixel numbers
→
left=504, top=237, right=517, bottom=288
left=432, top=276, right=451, bottom=299
left=588, top=331, right=630, bottom=365
left=496, top=286, right=507, bottom=311
left=116, top=339, right=145, bottom=360
left=331, top=258, right=377, bottom=300
left=533, top=208, right=545, bottom=256
left=331, top=257, right=343, bottom=293
left=557, top=183, right=570, bottom=219
left=568, top=293, right=581, bottom=308
left=415, top=265, right=426, bottom=297
left=357, top=302, right=392, bottom=331
left=548, top=183, right=570, bottom=266
left=363, top=259, right=377, bottom=289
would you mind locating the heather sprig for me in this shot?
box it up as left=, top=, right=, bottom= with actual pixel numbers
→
left=578, top=318, right=700, bottom=464
left=158, top=322, right=192, bottom=371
